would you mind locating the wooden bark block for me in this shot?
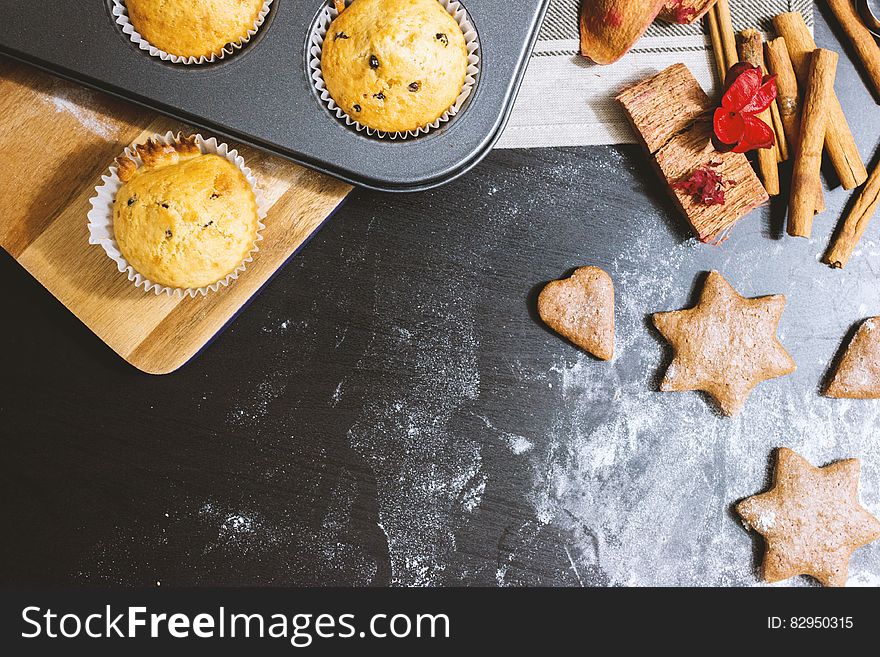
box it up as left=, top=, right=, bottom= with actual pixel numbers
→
left=657, top=121, right=770, bottom=241
left=617, top=64, right=768, bottom=242
left=616, top=63, right=710, bottom=154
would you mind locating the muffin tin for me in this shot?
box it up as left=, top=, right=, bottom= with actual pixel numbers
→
left=0, top=0, right=552, bottom=191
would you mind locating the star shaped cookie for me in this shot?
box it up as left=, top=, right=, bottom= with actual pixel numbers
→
left=737, top=448, right=880, bottom=587
left=652, top=271, right=796, bottom=416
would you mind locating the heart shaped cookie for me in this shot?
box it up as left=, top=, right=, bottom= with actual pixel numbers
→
left=825, top=317, right=880, bottom=398
left=538, top=266, right=614, bottom=360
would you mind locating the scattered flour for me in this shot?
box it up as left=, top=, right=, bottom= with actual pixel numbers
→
left=219, top=513, right=255, bottom=537
left=749, top=511, right=775, bottom=533
left=330, top=382, right=344, bottom=406
left=199, top=503, right=276, bottom=556
left=479, top=415, right=534, bottom=454
left=227, top=376, right=286, bottom=426
left=36, top=81, right=115, bottom=139
left=848, top=571, right=880, bottom=587
left=337, top=155, right=880, bottom=587
left=347, top=250, right=484, bottom=586
left=526, top=231, right=880, bottom=587
left=508, top=435, right=534, bottom=455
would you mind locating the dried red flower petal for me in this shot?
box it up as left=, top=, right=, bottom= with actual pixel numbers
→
left=732, top=114, right=775, bottom=153
left=741, top=76, right=778, bottom=114
left=713, top=108, right=745, bottom=145
left=722, top=66, right=762, bottom=112
left=672, top=163, right=730, bottom=205
left=723, top=62, right=757, bottom=90
left=713, top=64, right=777, bottom=154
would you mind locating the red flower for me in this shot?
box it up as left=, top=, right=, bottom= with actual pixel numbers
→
left=713, top=63, right=777, bottom=154
left=673, top=162, right=730, bottom=206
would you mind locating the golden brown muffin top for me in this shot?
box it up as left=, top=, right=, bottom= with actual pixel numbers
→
left=126, top=0, right=265, bottom=59
left=321, top=0, right=469, bottom=133
left=113, top=136, right=260, bottom=289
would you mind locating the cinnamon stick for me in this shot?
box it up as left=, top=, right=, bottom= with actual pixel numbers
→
left=765, top=37, right=825, bottom=213
left=773, top=12, right=867, bottom=190
left=825, top=0, right=880, bottom=97
left=770, top=97, right=788, bottom=162
left=789, top=49, right=838, bottom=238
left=739, top=29, right=780, bottom=195
left=765, top=39, right=801, bottom=147
left=706, top=8, right=727, bottom=83
left=714, top=0, right=738, bottom=76
left=738, top=29, right=788, bottom=162
left=825, top=162, right=880, bottom=267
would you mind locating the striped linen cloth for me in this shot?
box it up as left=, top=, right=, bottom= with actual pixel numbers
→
left=497, top=0, right=814, bottom=148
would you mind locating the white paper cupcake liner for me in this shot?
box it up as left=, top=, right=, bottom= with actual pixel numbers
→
left=308, top=0, right=481, bottom=139
left=88, top=132, right=268, bottom=298
left=111, top=0, right=273, bottom=65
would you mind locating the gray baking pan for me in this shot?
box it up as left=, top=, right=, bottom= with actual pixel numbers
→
left=0, top=0, right=551, bottom=192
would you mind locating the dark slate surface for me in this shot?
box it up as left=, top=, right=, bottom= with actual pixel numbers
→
left=2, top=9, right=880, bottom=587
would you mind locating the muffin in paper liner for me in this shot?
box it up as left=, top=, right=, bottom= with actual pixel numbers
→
left=88, top=132, right=268, bottom=298
left=308, top=0, right=481, bottom=139
left=111, top=0, right=273, bottom=65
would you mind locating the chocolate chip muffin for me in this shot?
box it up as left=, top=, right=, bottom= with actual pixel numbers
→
left=113, top=136, right=260, bottom=290
left=126, top=0, right=265, bottom=59
left=321, top=0, right=470, bottom=133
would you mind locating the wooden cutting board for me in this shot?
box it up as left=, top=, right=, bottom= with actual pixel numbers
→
left=0, top=60, right=352, bottom=374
